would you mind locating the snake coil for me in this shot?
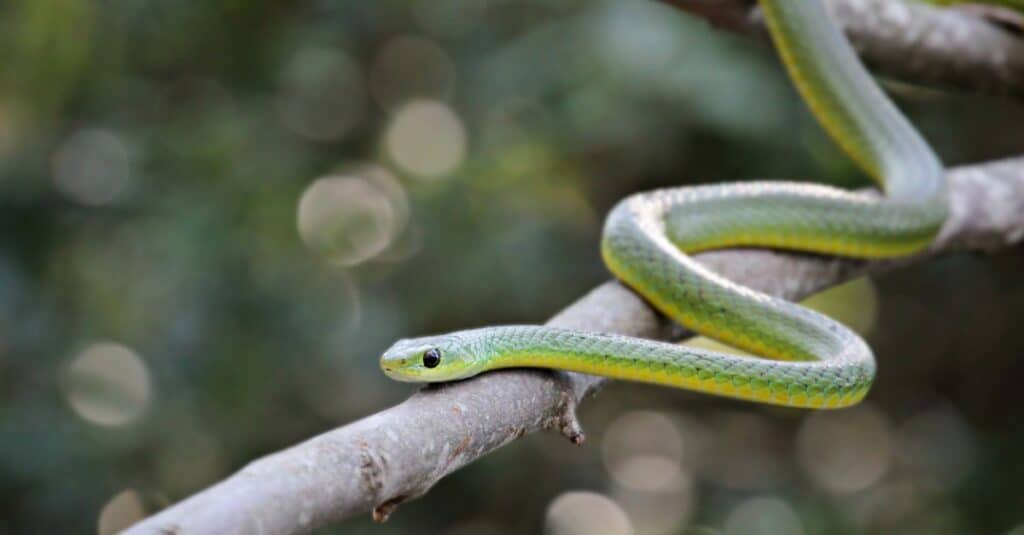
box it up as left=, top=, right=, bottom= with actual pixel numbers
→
left=380, top=0, right=948, bottom=409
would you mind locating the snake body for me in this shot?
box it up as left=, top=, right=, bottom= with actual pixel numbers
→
left=380, top=0, right=948, bottom=409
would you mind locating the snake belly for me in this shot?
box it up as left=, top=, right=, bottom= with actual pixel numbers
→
left=379, top=0, right=948, bottom=409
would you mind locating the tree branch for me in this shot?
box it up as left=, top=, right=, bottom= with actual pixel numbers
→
left=122, top=4, right=1024, bottom=531
left=659, top=0, right=1024, bottom=97
left=124, top=156, right=1024, bottom=534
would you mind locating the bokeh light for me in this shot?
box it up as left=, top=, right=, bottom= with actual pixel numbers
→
left=896, top=404, right=976, bottom=491
left=701, top=412, right=790, bottom=490
left=296, top=166, right=408, bottom=266
left=370, top=35, right=456, bottom=110
left=602, top=411, right=694, bottom=534
left=63, top=342, right=151, bottom=427
left=97, top=489, right=146, bottom=535
left=723, top=497, right=803, bottom=535
left=545, top=491, right=633, bottom=535
left=385, top=99, right=467, bottom=179
left=51, top=128, right=132, bottom=206
left=846, top=477, right=927, bottom=531
left=602, top=411, right=684, bottom=492
left=796, top=404, right=892, bottom=494
left=611, top=484, right=693, bottom=535
left=276, top=46, right=366, bottom=142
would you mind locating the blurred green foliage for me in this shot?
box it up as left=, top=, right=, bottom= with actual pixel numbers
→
left=2, top=0, right=1024, bottom=533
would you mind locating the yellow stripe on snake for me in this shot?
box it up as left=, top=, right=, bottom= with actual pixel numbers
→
left=380, top=0, right=949, bottom=409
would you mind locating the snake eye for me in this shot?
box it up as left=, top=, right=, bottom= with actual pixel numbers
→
left=422, top=348, right=441, bottom=368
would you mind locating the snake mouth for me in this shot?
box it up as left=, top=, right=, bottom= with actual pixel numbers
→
left=379, top=360, right=423, bottom=382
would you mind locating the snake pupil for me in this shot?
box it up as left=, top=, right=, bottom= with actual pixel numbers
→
left=423, top=348, right=441, bottom=368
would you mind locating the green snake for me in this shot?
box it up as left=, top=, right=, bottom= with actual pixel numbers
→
left=380, top=0, right=949, bottom=409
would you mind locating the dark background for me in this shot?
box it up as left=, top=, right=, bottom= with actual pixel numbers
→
left=2, top=0, right=1024, bottom=533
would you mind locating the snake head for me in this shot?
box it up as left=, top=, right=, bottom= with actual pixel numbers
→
left=380, top=332, right=485, bottom=383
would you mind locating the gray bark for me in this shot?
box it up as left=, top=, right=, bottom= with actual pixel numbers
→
left=660, top=0, right=1024, bottom=97
left=124, top=156, right=1024, bottom=534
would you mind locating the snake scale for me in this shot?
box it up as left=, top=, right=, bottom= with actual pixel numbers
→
left=380, top=0, right=948, bottom=409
